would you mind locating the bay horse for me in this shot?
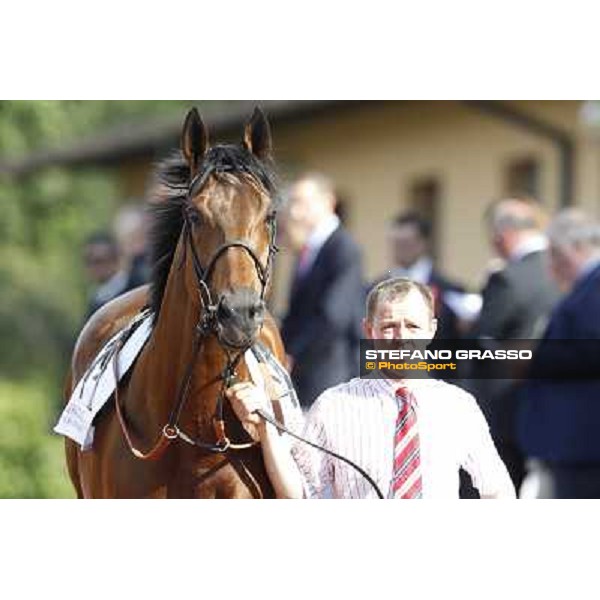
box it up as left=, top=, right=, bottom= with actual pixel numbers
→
left=64, top=107, right=287, bottom=498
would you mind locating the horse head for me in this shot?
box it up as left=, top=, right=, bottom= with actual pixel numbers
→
left=178, top=107, right=279, bottom=349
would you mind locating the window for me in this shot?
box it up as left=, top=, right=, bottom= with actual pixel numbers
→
left=505, top=157, right=540, bottom=198
left=409, top=177, right=441, bottom=260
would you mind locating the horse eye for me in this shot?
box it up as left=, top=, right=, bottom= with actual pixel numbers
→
left=187, top=207, right=202, bottom=225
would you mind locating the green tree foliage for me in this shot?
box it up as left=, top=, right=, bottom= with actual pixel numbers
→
left=0, top=101, right=189, bottom=379
left=0, top=379, right=73, bottom=498
left=0, top=101, right=190, bottom=497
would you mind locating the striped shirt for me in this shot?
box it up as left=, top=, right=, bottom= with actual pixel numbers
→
left=290, top=375, right=516, bottom=499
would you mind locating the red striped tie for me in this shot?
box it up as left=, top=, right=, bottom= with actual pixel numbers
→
left=391, top=386, right=423, bottom=499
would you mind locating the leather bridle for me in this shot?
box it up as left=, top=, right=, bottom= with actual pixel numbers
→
left=113, top=164, right=279, bottom=461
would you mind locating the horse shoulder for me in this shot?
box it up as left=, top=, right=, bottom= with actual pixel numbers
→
left=71, top=285, right=151, bottom=385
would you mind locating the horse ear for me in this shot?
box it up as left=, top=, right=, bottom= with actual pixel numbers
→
left=242, top=107, right=272, bottom=160
left=181, top=108, right=209, bottom=176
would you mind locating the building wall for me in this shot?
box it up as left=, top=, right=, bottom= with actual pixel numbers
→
left=268, top=100, right=599, bottom=316
left=117, top=157, right=155, bottom=201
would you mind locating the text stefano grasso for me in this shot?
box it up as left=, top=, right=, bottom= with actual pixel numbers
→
left=364, top=349, right=533, bottom=360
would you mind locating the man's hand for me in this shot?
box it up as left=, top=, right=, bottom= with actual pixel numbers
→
left=225, top=382, right=271, bottom=442
left=227, top=382, right=305, bottom=499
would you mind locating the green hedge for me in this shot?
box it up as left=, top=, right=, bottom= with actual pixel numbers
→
left=0, top=378, right=74, bottom=498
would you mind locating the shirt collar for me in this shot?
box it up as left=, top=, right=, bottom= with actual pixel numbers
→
left=576, top=254, right=600, bottom=283
left=305, top=213, right=340, bottom=254
left=389, top=256, right=433, bottom=284
left=366, top=370, right=426, bottom=405
left=509, top=234, right=548, bottom=262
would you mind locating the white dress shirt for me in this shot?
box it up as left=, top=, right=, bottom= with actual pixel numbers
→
left=388, top=256, right=433, bottom=285
left=510, top=233, right=548, bottom=262
left=291, top=375, right=515, bottom=499
left=297, top=213, right=340, bottom=276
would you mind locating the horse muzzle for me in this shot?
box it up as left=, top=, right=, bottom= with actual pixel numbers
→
left=215, top=289, right=266, bottom=348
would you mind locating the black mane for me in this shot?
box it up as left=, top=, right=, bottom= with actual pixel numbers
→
left=148, top=144, right=279, bottom=319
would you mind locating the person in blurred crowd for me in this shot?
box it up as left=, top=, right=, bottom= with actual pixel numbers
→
left=83, top=231, right=129, bottom=318
left=471, top=195, right=560, bottom=492
left=113, top=202, right=150, bottom=290
left=518, top=209, right=600, bottom=498
left=281, top=172, right=365, bottom=409
left=227, top=278, right=515, bottom=499
left=371, top=212, right=473, bottom=341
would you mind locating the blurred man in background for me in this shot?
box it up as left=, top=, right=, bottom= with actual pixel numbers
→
left=83, top=231, right=128, bottom=318
left=471, top=195, right=560, bottom=492
left=518, top=209, right=600, bottom=498
left=371, top=212, right=474, bottom=341
left=83, top=203, right=150, bottom=320
left=281, top=172, right=365, bottom=409
left=113, top=202, right=150, bottom=290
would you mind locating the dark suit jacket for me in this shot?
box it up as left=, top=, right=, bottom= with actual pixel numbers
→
left=125, top=253, right=150, bottom=290
left=281, top=226, right=364, bottom=407
left=473, top=251, right=559, bottom=341
left=517, top=263, right=600, bottom=463
left=428, top=270, right=465, bottom=341
left=470, top=250, right=561, bottom=441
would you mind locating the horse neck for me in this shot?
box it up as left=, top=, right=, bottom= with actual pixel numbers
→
left=135, top=241, right=225, bottom=425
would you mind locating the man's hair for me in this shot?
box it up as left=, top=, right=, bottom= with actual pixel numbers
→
left=547, top=208, right=600, bottom=251
left=485, top=195, right=546, bottom=233
left=366, top=277, right=434, bottom=321
left=392, top=211, right=432, bottom=239
left=84, top=231, right=118, bottom=251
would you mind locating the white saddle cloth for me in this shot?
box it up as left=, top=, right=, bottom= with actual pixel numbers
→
left=54, top=310, right=154, bottom=450
left=54, top=310, right=301, bottom=450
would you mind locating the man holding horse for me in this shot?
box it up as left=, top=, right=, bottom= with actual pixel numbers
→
left=62, top=107, right=511, bottom=499
left=228, top=277, right=516, bottom=499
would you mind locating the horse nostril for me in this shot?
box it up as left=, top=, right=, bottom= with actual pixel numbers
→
left=217, top=300, right=233, bottom=322
left=217, top=292, right=264, bottom=328
left=249, top=301, right=265, bottom=321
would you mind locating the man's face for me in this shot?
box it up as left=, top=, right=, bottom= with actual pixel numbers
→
left=389, top=224, right=427, bottom=268
left=84, top=242, right=119, bottom=284
left=286, top=180, right=329, bottom=244
left=549, top=242, right=579, bottom=292
left=363, top=289, right=437, bottom=344
left=279, top=202, right=307, bottom=253
left=489, top=226, right=515, bottom=260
